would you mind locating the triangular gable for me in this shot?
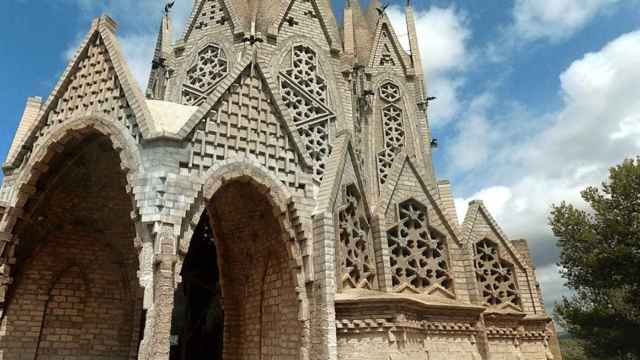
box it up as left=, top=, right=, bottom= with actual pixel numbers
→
left=176, top=56, right=317, bottom=186
left=275, top=0, right=340, bottom=52
left=7, top=16, right=154, bottom=170
left=379, top=154, right=461, bottom=243
left=461, top=201, right=529, bottom=272
left=319, top=131, right=378, bottom=290
left=177, top=53, right=312, bottom=169
left=368, top=16, right=410, bottom=73
left=316, top=132, right=369, bottom=215
left=379, top=155, right=459, bottom=298
left=182, top=0, right=242, bottom=42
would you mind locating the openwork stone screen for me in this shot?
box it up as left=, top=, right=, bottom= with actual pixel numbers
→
left=182, top=44, right=228, bottom=106
left=377, top=81, right=405, bottom=186
left=387, top=200, right=451, bottom=292
left=474, top=239, right=521, bottom=308
left=337, top=184, right=376, bottom=290
left=279, top=45, right=334, bottom=183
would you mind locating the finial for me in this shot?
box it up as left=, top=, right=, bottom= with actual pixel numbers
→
left=165, top=0, right=175, bottom=15
left=376, top=3, right=389, bottom=17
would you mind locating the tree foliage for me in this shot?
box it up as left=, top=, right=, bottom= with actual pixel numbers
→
left=551, top=158, right=640, bottom=359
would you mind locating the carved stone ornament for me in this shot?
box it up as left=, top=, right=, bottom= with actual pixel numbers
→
left=387, top=199, right=452, bottom=293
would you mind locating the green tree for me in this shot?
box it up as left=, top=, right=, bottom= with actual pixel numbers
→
left=550, top=158, right=640, bottom=359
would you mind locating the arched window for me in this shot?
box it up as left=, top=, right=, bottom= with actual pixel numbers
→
left=474, top=239, right=521, bottom=308
left=387, top=199, right=452, bottom=292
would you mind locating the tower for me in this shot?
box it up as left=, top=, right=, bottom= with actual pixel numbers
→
left=0, top=1, right=561, bottom=360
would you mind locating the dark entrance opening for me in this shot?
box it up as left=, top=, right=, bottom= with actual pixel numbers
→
left=170, top=211, right=223, bottom=360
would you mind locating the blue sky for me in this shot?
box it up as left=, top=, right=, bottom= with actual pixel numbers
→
left=1, top=0, right=640, bottom=314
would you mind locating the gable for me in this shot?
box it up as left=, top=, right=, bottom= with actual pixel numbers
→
left=382, top=157, right=459, bottom=241
left=183, top=0, right=236, bottom=42
left=9, top=18, right=153, bottom=169
left=178, top=63, right=310, bottom=191
left=369, top=21, right=409, bottom=74
left=316, top=133, right=368, bottom=214
left=316, top=133, right=377, bottom=290
left=277, top=0, right=335, bottom=50
left=464, top=203, right=528, bottom=272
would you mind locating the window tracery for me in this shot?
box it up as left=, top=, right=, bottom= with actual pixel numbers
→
left=182, top=44, right=228, bottom=106
left=279, top=45, right=334, bottom=183
left=387, top=200, right=451, bottom=292
left=474, top=239, right=521, bottom=308
left=377, top=81, right=405, bottom=185
left=337, top=184, right=376, bottom=290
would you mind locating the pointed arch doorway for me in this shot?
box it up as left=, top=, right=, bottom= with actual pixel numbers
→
left=0, top=132, right=142, bottom=359
left=172, top=179, right=302, bottom=360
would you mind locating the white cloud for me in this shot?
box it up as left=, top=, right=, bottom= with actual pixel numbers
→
left=535, top=264, right=570, bottom=313
left=388, top=5, right=471, bottom=127
left=118, top=33, right=157, bottom=89
left=513, top=0, right=619, bottom=42
left=454, top=30, right=640, bottom=307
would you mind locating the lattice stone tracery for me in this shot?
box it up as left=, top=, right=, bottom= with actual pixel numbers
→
left=337, top=184, right=376, bottom=290
left=279, top=45, right=334, bottom=183
left=474, top=239, right=521, bottom=308
left=387, top=200, right=451, bottom=292
left=182, top=44, right=228, bottom=106
left=377, top=81, right=405, bottom=185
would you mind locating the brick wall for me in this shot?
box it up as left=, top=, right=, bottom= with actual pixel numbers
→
left=0, top=229, right=138, bottom=359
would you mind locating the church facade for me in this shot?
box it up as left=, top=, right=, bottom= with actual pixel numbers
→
left=0, top=0, right=562, bottom=359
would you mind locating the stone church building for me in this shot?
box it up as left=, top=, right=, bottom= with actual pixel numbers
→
left=0, top=0, right=561, bottom=359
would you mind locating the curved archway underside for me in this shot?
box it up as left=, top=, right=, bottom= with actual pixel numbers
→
left=207, top=181, right=301, bottom=360
left=0, top=134, right=142, bottom=359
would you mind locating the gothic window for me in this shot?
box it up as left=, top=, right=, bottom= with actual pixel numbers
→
left=337, top=184, right=376, bottom=290
left=387, top=199, right=452, bottom=292
left=182, top=44, right=228, bottom=106
left=377, top=81, right=405, bottom=185
left=474, top=239, right=521, bottom=308
left=279, top=45, right=334, bottom=183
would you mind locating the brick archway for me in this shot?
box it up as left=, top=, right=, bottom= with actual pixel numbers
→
left=0, top=117, right=144, bottom=359
left=175, top=160, right=309, bottom=360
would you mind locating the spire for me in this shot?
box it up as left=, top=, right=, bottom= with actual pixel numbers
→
left=343, top=0, right=356, bottom=59
left=365, top=0, right=383, bottom=30
left=146, top=3, right=174, bottom=100
left=405, top=0, right=424, bottom=93
left=343, top=0, right=372, bottom=65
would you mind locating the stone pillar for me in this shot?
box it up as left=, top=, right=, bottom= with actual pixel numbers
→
left=139, top=225, right=177, bottom=360
left=311, top=212, right=338, bottom=360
